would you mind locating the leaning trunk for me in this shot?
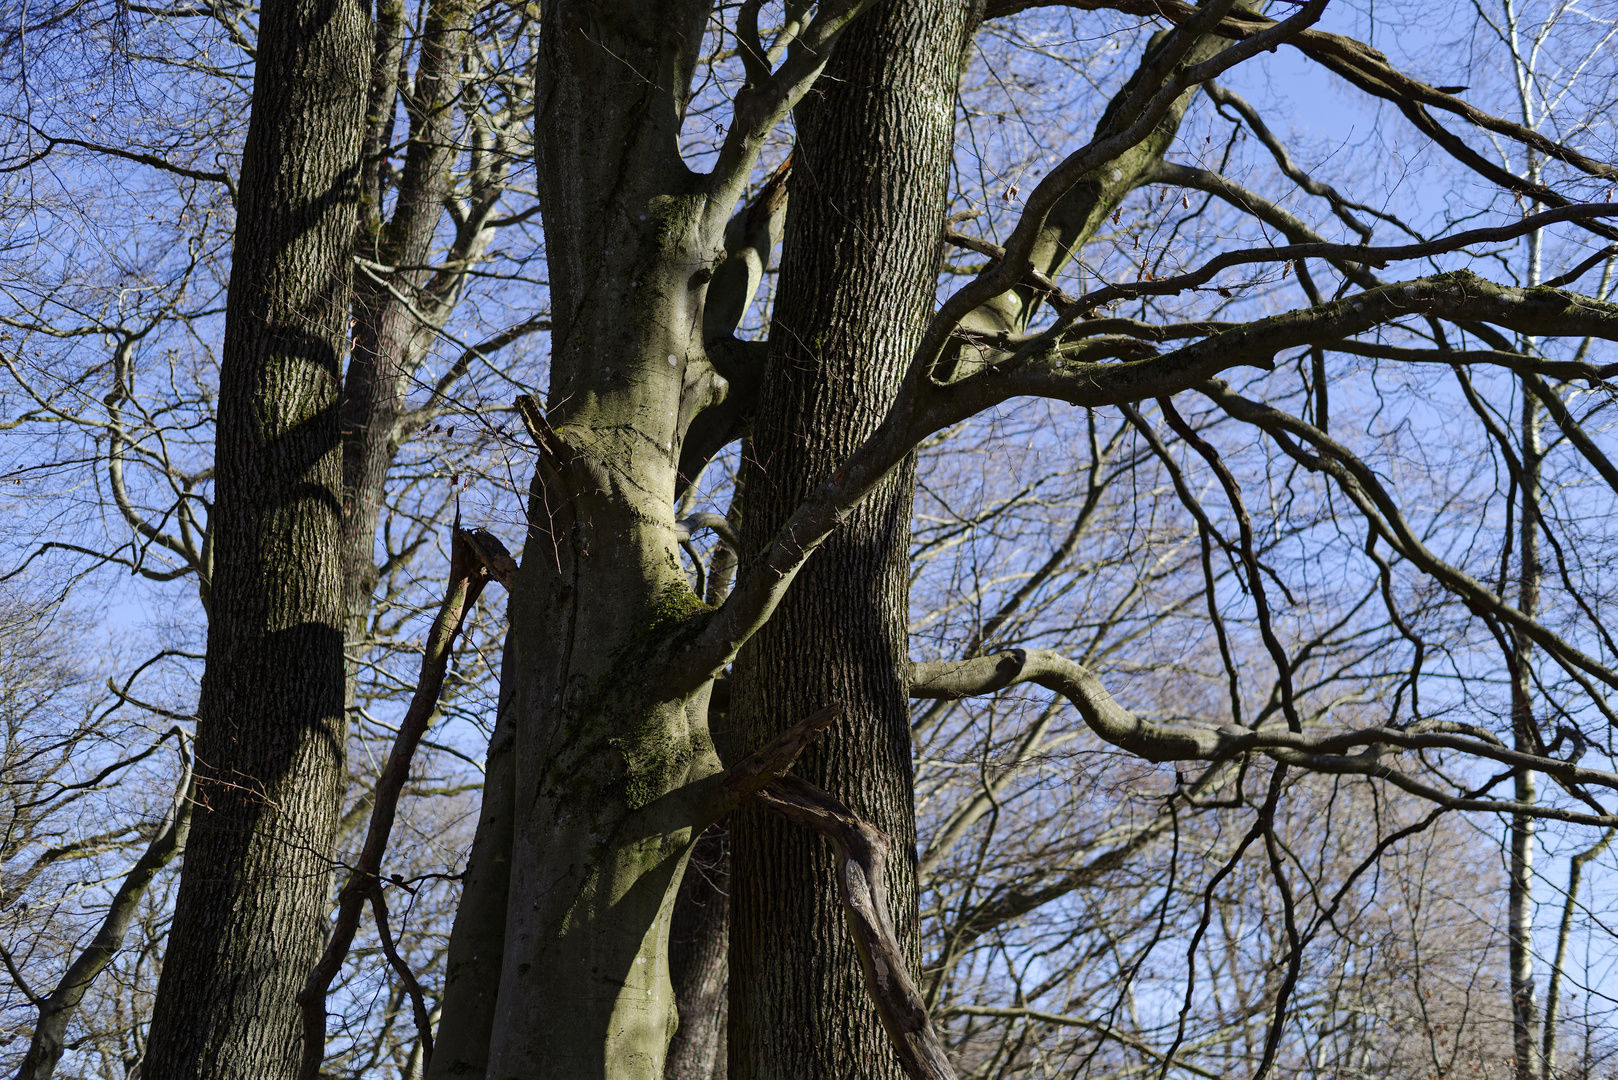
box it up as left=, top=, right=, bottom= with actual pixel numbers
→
left=142, top=0, right=370, bottom=1072
left=728, top=2, right=971, bottom=1076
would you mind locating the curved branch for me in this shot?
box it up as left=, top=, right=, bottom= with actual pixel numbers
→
left=910, top=650, right=1618, bottom=821
left=16, top=740, right=194, bottom=1080
left=297, top=525, right=512, bottom=1080
left=754, top=773, right=958, bottom=1080
left=703, top=0, right=877, bottom=221
left=986, top=0, right=1618, bottom=189
left=1200, top=378, right=1618, bottom=694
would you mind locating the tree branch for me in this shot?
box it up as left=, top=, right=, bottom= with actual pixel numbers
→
left=910, top=650, right=1618, bottom=823
left=753, top=773, right=959, bottom=1080
left=297, top=525, right=513, bottom=1080
left=986, top=0, right=1618, bottom=188
left=16, top=739, right=195, bottom=1080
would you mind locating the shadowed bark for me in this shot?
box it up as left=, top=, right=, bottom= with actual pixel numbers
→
left=141, top=0, right=370, bottom=1071
left=664, top=826, right=731, bottom=1080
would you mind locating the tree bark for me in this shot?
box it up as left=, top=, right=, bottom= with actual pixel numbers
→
left=664, top=826, right=731, bottom=1080
left=1509, top=388, right=1543, bottom=1080
left=141, top=0, right=370, bottom=1072
left=339, top=0, right=476, bottom=645
left=728, top=3, right=973, bottom=1077
left=442, top=5, right=748, bottom=1077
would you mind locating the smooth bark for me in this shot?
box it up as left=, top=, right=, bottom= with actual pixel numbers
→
left=664, top=826, right=731, bottom=1080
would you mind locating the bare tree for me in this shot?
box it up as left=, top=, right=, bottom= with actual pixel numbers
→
left=5, top=0, right=1618, bottom=1077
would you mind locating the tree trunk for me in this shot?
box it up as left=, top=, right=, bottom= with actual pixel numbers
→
left=433, top=5, right=750, bottom=1077
left=419, top=0, right=914, bottom=1072
left=664, top=826, right=732, bottom=1080
left=728, top=3, right=972, bottom=1077
left=1509, top=388, right=1543, bottom=1080
left=339, top=0, right=475, bottom=644
left=141, top=0, right=370, bottom=1073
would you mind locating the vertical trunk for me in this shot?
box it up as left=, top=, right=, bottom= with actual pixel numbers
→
left=664, top=826, right=732, bottom=1080
left=460, top=5, right=731, bottom=1078
left=1509, top=389, right=1543, bottom=1080
left=142, top=0, right=370, bottom=1072
left=728, top=3, right=971, bottom=1077
left=340, top=0, right=476, bottom=644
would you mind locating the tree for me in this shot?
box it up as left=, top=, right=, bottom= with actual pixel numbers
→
left=3, top=0, right=533, bottom=1070
left=426, top=0, right=1618, bottom=1074
left=5, top=0, right=1618, bottom=1077
left=727, top=1, right=974, bottom=1076
left=136, top=0, right=370, bottom=1067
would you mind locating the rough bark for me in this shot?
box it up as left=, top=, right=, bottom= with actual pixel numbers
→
left=339, top=0, right=476, bottom=645
left=141, top=0, right=370, bottom=1072
left=727, top=2, right=973, bottom=1077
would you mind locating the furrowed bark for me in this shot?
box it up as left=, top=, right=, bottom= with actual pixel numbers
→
left=754, top=774, right=958, bottom=1080
left=141, top=0, right=370, bottom=1070
left=728, top=1, right=973, bottom=1077
left=298, top=527, right=513, bottom=1080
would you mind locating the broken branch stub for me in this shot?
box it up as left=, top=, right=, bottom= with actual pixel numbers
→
left=754, top=773, right=958, bottom=1080
left=297, top=523, right=514, bottom=1080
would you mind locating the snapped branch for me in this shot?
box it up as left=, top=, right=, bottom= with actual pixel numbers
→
left=754, top=773, right=959, bottom=1080
left=297, top=525, right=513, bottom=1080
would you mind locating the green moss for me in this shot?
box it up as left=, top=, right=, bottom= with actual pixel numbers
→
left=645, top=579, right=712, bottom=635
left=585, top=582, right=712, bottom=810
left=609, top=703, right=696, bottom=812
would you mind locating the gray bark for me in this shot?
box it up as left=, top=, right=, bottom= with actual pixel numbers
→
left=425, top=1, right=875, bottom=1075
left=1510, top=389, right=1543, bottom=1080
left=141, top=0, right=371, bottom=1071
left=339, top=0, right=477, bottom=645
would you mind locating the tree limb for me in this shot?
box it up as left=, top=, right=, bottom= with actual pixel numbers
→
left=753, top=773, right=959, bottom=1080
left=297, top=525, right=513, bottom=1080
left=16, top=739, right=195, bottom=1080
left=911, top=650, right=1618, bottom=822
